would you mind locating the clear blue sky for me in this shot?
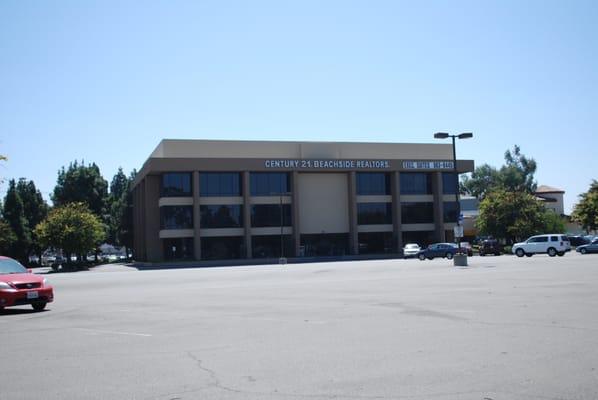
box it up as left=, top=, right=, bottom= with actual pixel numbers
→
left=1, top=0, right=596, bottom=214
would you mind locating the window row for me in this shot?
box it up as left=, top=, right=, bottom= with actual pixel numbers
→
left=161, top=172, right=460, bottom=197
left=161, top=202, right=459, bottom=229
left=161, top=172, right=291, bottom=197
left=160, top=204, right=292, bottom=229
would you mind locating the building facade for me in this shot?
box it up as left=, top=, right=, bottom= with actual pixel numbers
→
left=131, top=139, right=474, bottom=262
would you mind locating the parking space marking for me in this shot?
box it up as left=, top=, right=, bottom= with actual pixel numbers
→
left=75, top=328, right=152, bottom=337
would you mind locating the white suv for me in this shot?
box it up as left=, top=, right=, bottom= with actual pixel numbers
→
left=512, top=234, right=571, bottom=257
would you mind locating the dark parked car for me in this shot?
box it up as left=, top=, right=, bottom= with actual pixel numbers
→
left=479, top=239, right=502, bottom=256
left=417, top=243, right=457, bottom=260
left=576, top=238, right=598, bottom=254
left=567, top=236, right=590, bottom=247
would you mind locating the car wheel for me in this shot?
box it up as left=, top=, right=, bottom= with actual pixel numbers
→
left=446, top=252, right=453, bottom=260
left=557, top=251, right=565, bottom=257
left=547, top=247, right=557, bottom=257
left=418, top=254, right=426, bottom=261
left=516, top=248, right=525, bottom=257
left=32, top=302, right=47, bottom=311
left=580, top=248, right=587, bottom=254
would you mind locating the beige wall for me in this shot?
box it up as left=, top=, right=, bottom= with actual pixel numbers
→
left=150, top=139, right=454, bottom=161
left=298, top=173, right=349, bottom=234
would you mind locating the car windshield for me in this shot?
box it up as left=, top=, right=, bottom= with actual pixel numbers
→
left=0, top=259, right=27, bottom=274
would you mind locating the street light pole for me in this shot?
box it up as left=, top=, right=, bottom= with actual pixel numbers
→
left=434, top=132, right=473, bottom=253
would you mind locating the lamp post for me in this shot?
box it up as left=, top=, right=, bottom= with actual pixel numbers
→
left=433, top=132, right=473, bottom=252
left=272, top=191, right=291, bottom=264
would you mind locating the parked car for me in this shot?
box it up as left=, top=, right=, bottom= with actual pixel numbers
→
left=512, top=234, right=571, bottom=257
left=402, top=243, right=421, bottom=258
left=457, top=242, right=474, bottom=256
left=567, top=236, right=590, bottom=247
left=417, top=243, right=457, bottom=260
left=479, top=239, right=502, bottom=256
left=0, top=256, right=54, bottom=311
left=576, top=238, right=598, bottom=254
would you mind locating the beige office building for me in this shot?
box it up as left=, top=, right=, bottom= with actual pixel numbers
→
left=131, top=139, right=474, bottom=263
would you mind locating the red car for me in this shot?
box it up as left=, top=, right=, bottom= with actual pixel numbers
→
left=0, top=256, right=54, bottom=311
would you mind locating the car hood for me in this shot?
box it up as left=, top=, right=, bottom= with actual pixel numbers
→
left=513, top=242, right=525, bottom=247
left=0, top=273, right=44, bottom=285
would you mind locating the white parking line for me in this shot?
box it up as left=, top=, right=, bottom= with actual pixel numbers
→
left=75, top=328, right=152, bottom=337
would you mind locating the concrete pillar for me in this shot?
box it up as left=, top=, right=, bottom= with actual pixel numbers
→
left=243, top=171, right=252, bottom=259
left=432, top=172, right=445, bottom=243
left=193, top=171, right=202, bottom=261
left=144, top=175, right=162, bottom=262
left=391, top=171, right=403, bottom=254
left=348, top=171, right=358, bottom=255
left=291, top=171, right=300, bottom=257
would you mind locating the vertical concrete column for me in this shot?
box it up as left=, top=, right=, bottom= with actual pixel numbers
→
left=144, top=175, right=162, bottom=262
left=139, top=180, right=147, bottom=261
left=243, top=171, right=252, bottom=259
left=432, top=171, right=445, bottom=243
left=348, top=171, right=358, bottom=255
left=193, top=171, right=202, bottom=261
left=291, top=171, right=300, bottom=257
left=391, top=171, right=403, bottom=254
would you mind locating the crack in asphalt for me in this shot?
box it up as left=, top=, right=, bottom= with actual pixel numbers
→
left=145, top=352, right=571, bottom=400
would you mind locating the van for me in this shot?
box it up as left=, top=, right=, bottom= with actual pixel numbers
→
left=512, top=234, right=571, bottom=257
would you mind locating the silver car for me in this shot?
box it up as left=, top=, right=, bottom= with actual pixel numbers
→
left=402, top=243, right=421, bottom=258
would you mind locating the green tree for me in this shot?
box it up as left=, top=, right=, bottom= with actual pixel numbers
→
left=572, top=180, right=598, bottom=233
left=541, top=210, right=566, bottom=234
left=35, top=203, right=105, bottom=266
left=15, top=179, right=49, bottom=257
left=462, top=145, right=537, bottom=199
left=477, top=189, right=547, bottom=244
left=2, top=179, right=31, bottom=262
left=0, top=219, right=17, bottom=255
left=52, top=161, right=108, bottom=217
left=106, top=168, right=136, bottom=253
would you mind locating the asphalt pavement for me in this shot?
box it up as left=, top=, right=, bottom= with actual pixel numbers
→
left=2, top=253, right=598, bottom=400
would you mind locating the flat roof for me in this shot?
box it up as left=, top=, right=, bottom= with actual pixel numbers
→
left=133, top=139, right=474, bottom=188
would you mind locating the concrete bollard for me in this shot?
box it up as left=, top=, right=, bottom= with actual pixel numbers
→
left=453, top=254, right=468, bottom=267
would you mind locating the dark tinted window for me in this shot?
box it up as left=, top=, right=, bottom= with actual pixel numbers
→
left=161, top=173, right=192, bottom=197
left=250, top=173, right=290, bottom=196
left=200, top=173, right=241, bottom=197
left=200, top=205, right=243, bottom=228
left=251, top=204, right=292, bottom=227
left=163, top=238, right=194, bottom=260
left=201, top=236, right=245, bottom=260
left=401, top=202, right=434, bottom=224
left=356, top=173, right=391, bottom=195
left=402, top=230, right=435, bottom=247
left=252, top=235, right=294, bottom=258
left=160, top=206, right=193, bottom=229
left=358, top=232, right=393, bottom=254
left=357, top=203, right=392, bottom=225
left=400, top=173, right=432, bottom=195
left=550, top=236, right=558, bottom=242
left=442, top=172, right=458, bottom=195
left=443, top=202, right=458, bottom=223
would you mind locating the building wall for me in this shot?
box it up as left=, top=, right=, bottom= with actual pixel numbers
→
left=298, top=173, right=349, bottom=234
left=132, top=140, right=475, bottom=262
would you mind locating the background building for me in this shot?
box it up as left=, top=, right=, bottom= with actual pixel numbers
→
left=131, top=139, right=474, bottom=262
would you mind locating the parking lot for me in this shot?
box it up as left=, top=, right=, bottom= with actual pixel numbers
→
left=2, top=253, right=598, bottom=400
